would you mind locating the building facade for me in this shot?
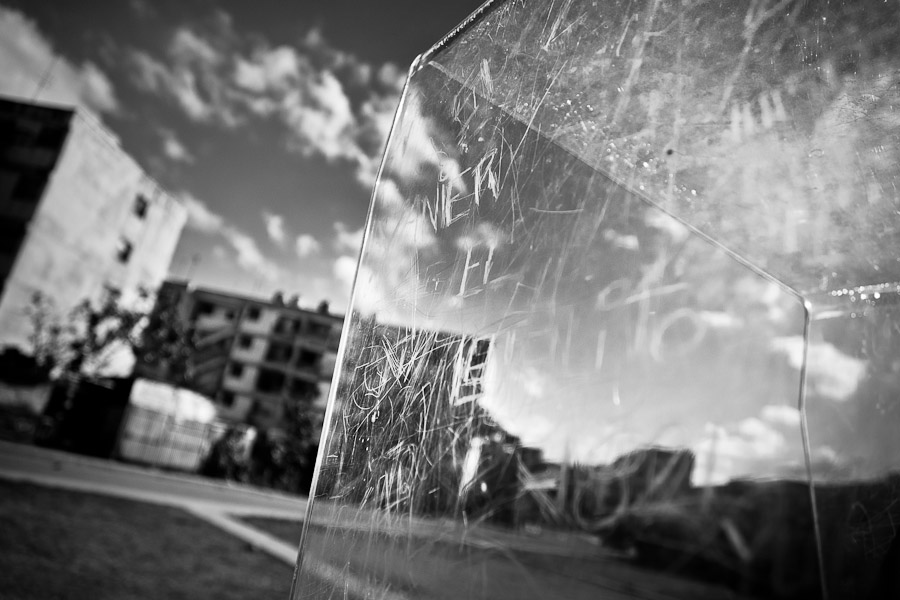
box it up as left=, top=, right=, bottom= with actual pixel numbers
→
left=0, top=96, right=187, bottom=357
left=138, top=281, right=343, bottom=430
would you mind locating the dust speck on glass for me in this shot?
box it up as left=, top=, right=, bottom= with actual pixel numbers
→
left=291, top=1, right=900, bottom=598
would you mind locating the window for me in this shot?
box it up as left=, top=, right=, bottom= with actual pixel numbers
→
left=133, top=194, right=149, bottom=219
left=116, top=238, right=133, bottom=263
left=247, top=306, right=261, bottom=320
left=274, top=316, right=297, bottom=334
left=308, top=320, right=331, bottom=337
left=196, top=302, right=214, bottom=315
left=224, top=310, right=236, bottom=320
left=229, top=362, right=244, bottom=378
left=265, top=342, right=292, bottom=363
left=295, top=349, right=321, bottom=370
left=220, top=391, right=235, bottom=408
left=238, top=335, right=252, bottom=349
left=256, top=368, right=286, bottom=394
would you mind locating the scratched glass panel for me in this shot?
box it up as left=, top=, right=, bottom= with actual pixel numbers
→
left=293, top=1, right=900, bottom=599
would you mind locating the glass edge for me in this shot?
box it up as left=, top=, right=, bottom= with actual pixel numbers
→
left=418, top=0, right=504, bottom=70
left=287, top=51, right=425, bottom=598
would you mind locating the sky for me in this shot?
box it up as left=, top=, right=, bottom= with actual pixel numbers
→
left=0, top=0, right=486, bottom=312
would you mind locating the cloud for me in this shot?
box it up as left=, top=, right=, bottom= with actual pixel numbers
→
left=0, top=6, right=118, bottom=113
left=693, top=418, right=794, bottom=486
left=161, top=129, right=194, bottom=163
left=130, top=50, right=216, bottom=122
left=126, top=18, right=406, bottom=191
left=333, top=221, right=364, bottom=254
left=761, top=404, right=801, bottom=428
left=771, top=336, right=867, bottom=401
left=180, top=192, right=281, bottom=281
left=181, top=193, right=224, bottom=233
left=233, top=46, right=301, bottom=93
left=170, top=28, right=221, bottom=66
left=128, top=0, right=154, bottom=19
left=128, top=26, right=240, bottom=126
left=262, top=211, right=286, bottom=246
left=280, top=69, right=359, bottom=162
left=222, top=227, right=279, bottom=280
left=295, top=234, right=321, bottom=257
left=333, top=255, right=359, bottom=293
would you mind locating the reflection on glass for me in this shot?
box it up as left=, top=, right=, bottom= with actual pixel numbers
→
left=293, top=1, right=900, bottom=599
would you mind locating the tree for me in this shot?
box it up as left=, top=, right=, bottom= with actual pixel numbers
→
left=133, top=288, right=197, bottom=387
left=273, top=380, right=323, bottom=494
left=25, top=286, right=194, bottom=381
left=26, top=287, right=150, bottom=378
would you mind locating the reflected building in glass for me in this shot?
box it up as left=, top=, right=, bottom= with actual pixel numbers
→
left=292, top=1, right=900, bottom=598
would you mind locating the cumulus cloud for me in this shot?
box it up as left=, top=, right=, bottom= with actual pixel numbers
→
left=692, top=404, right=808, bottom=486
left=181, top=193, right=224, bottom=233
left=161, top=129, right=194, bottom=163
left=333, top=221, right=365, bottom=254
left=180, top=193, right=280, bottom=281
left=761, top=404, right=801, bottom=428
left=281, top=69, right=358, bottom=161
left=333, top=255, right=359, bottom=293
left=223, top=227, right=279, bottom=280
left=295, top=234, right=321, bottom=257
left=125, top=17, right=409, bottom=192
left=771, top=336, right=867, bottom=401
left=693, top=418, right=793, bottom=486
left=130, top=49, right=218, bottom=122
left=262, top=211, right=286, bottom=246
left=0, top=6, right=118, bottom=113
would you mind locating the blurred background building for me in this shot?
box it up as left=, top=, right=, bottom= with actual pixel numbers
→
left=136, top=280, right=343, bottom=430
left=0, top=96, right=187, bottom=354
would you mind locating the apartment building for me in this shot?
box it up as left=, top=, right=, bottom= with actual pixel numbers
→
left=138, top=281, right=343, bottom=430
left=0, top=96, right=186, bottom=356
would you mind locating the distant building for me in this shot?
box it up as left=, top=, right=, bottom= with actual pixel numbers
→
left=0, top=96, right=187, bottom=355
left=136, top=280, right=343, bottom=430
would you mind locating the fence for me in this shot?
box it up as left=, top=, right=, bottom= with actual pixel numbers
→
left=116, top=405, right=230, bottom=471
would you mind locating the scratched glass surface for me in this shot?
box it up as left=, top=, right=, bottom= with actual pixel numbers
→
left=292, top=1, right=900, bottom=599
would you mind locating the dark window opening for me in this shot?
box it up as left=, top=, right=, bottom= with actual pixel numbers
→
left=196, top=302, right=214, bottom=315
left=229, top=363, right=244, bottom=378
left=288, top=378, right=319, bottom=399
left=247, top=306, right=261, bottom=320
left=238, top=335, right=252, bottom=349
left=134, top=194, right=149, bottom=219
left=220, top=391, right=235, bottom=408
left=308, top=320, right=331, bottom=337
left=274, top=316, right=299, bottom=334
left=265, top=342, right=292, bottom=363
left=295, top=348, right=321, bottom=370
left=116, top=238, right=133, bottom=263
left=256, top=368, right=286, bottom=394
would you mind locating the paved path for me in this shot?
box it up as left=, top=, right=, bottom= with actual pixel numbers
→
left=0, top=442, right=743, bottom=600
left=0, top=440, right=307, bottom=517
left=0, top=441, right=415, bottom=599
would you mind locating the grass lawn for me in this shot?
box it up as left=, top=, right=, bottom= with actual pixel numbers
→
left=244, top=517, right=737, bottom=600
left=0, top=480, right=294, bottom=600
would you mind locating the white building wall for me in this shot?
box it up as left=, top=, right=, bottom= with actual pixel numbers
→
left=0, top=111, right=187, bottom=367
left=239, top=307, right=279, bottom=335
left=222, top=363, right=259, bottom=393
left=231, top=335, right=267, bottom=363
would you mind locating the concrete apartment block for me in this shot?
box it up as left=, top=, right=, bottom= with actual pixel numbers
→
left=137, top=281, right=343, bottom=431
left=0, top=96, right=187, bottom=363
